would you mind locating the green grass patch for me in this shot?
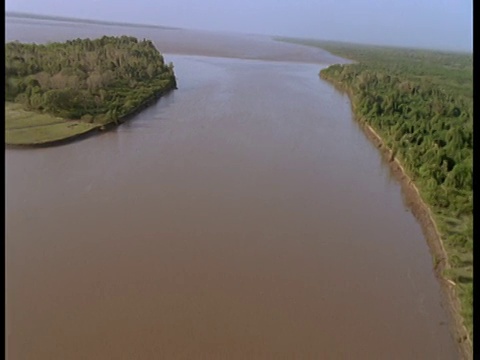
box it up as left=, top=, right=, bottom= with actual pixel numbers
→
left=5, top=102, right=66, bottom=129
left=6, top=102, right=99, bottom=145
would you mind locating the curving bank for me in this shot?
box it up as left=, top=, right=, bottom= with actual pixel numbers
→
left=278, top=38, right=473, bottom=359
left=5, top=35, right=177, bottom=146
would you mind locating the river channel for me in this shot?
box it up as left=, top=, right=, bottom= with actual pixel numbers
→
left=5, top=17, right=459, bottom=359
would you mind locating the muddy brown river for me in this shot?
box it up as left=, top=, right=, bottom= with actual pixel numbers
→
left=6, top=17, right=460, bottom=359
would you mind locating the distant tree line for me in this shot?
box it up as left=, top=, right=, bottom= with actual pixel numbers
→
left=5, top=35, right=177, bottom=123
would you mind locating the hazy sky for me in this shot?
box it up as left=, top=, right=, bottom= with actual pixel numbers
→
left=6, top=0, right=472, bottom=51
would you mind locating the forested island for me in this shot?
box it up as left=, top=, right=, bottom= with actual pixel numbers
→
left=279, top=38, right=473, bottom=350
left=5, top=36, right=177, bottom=145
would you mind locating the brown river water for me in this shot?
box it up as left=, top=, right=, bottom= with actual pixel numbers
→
left=6, top=18, right=459, bottom=359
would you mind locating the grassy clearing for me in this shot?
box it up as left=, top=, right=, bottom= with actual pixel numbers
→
left=6, top=102, right=67, bottom=129
left=5, top=102, right=99, bottom=145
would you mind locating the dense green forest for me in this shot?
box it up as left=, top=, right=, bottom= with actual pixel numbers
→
left=279, top=38, right=473, bottom=340
left=5, top=36, right=176, bottom=144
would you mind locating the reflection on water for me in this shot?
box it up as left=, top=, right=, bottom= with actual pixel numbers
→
left=6, top=19, right=459, bottom=359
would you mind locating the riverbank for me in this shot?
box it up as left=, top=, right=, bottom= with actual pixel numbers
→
left=322, top=79, right=472, bottom=359
left=5, top=85, right=174, bottom=147
left=362, top=120, right=472, bottom=359
left=274, top=36, right=473, bottom=356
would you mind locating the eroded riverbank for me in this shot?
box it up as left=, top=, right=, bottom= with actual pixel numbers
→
left=362, top=120, right=471, bottom=358
left=316, top=62, right=472, bottom=358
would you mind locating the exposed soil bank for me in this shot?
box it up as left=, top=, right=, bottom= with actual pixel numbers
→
left=363, top=122, right=471, bottom=358
left=330, top=84, right=473, bottom=358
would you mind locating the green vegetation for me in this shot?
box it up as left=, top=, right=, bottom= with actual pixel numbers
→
left=5, top=35, right=176, bottom=145
left=278, top=38, right=473, bottom=339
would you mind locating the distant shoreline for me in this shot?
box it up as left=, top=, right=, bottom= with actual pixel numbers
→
left=5, top=11, right=179, bottom=31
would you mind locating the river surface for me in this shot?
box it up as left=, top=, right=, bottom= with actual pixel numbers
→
left=6, top=17, right=459, bottom=359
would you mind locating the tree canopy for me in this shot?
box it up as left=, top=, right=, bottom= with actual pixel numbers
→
left=5, top=35, right=177, bottom=124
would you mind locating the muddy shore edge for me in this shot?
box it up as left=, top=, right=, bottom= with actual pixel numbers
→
left=329, top=83, right=473, bottom=358
left=362, top=121, right=472, bottom=359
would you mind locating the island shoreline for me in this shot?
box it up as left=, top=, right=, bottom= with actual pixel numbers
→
left=5, top=85, right=176, bottom=148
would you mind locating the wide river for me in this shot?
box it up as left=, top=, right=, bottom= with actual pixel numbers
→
left=6, top=17, right=459, bottom=359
